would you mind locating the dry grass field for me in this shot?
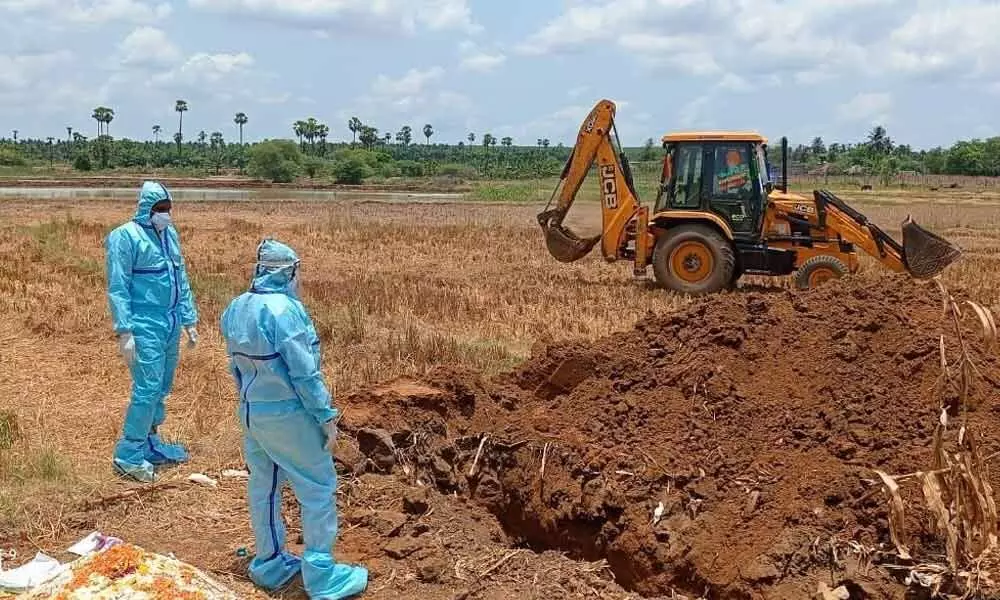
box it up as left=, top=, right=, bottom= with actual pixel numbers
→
left=0, top=187, right=999, bottom=597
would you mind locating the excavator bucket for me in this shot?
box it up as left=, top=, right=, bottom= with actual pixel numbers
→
left=542, top=222, right=601, bottom=263
left=901, top=216, right=963, bottom=279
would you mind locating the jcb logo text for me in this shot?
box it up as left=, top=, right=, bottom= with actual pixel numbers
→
left=601, top=164, right=617, bottom=209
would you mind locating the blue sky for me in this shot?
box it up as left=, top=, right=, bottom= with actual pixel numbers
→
left=1, top=0, right=998, bottom=149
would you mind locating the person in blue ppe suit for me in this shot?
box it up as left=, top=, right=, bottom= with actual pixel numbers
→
left=220, top=238, right=367, bottom=600
left=105, top=180, right=199, bottom=483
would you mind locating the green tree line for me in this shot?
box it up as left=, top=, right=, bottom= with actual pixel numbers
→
left=2, top=103, right=998, bottom=181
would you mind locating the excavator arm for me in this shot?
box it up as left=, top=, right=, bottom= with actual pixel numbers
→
left=536, top=99, right=647, bottom=265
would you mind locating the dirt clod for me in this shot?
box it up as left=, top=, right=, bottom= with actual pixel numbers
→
left=383, top=537, right=423, bottom=560
left=357, top=428, right=397, bottom=472
left=403, top=488, right=431, bottom=515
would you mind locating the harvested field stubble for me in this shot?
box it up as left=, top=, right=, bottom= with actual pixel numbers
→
left=0, top=194, right=998, bottom=599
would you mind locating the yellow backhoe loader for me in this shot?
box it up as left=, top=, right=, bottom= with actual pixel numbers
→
left=536, top=99, right=962, bottom=294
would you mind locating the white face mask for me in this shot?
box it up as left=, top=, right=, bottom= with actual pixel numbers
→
left=150, top=212, right=172, bottom=232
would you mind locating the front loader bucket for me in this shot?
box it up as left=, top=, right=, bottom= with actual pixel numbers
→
left=901, top=216, right=963, bottom=279
left=540, top=222, right=601, bottom=263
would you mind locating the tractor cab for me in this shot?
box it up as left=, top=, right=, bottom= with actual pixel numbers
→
left=653, top=132, right=774, bottom=243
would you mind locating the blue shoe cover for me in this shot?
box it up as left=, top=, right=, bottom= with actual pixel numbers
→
left=145, top=434, right=189, bottom=465
left=248, top=551, right=302, bottom=591
left=112, top=458, right=155, bottom=483
left=303, top=550, right=369, bottom=599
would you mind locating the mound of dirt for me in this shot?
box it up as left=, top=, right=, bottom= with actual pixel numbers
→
left=338, top=274, right=1000, bottom=599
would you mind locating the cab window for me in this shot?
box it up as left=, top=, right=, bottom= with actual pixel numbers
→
left=712, top=145, right=752, bottom=198
left=670, top=144, right=702, bottom=209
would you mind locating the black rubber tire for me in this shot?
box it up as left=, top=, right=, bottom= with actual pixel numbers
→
left=794, top=255, right=849, bottom=290
left=652, top=223, right=736, bottom=295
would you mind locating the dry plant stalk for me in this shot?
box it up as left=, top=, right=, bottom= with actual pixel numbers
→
left=884, top=279, right=1000, bottom=597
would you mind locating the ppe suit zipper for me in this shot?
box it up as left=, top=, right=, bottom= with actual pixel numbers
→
left=159, top=229, right=179, bottom=310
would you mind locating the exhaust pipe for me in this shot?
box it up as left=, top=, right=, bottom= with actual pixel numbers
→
left=781, top=136, right=788, bottom=193
left=537, top=209, right=601, bottom=263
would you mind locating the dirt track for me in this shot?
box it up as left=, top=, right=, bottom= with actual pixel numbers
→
left=336, top=274, right=1000, bottom=599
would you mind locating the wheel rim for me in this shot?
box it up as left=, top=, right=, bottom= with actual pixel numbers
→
left=808, top=266, right=839, bottom=287
left=669, top=241, right=714, bottom=283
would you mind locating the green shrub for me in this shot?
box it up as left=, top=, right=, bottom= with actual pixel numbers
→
left=303, top=156, right=327, bottom=179
left=72, top=152, right=93, bottom=171
left=396, top=160, right=424, bottom=177
left=0, top=147, right=26, bottom=166
left=436, top=163, right=479, bottom=179
left=377, top=162, right=402, bottom=178
left=332, top=154, right=374, bottom=184
left=247, top=139, right=302, bottom=183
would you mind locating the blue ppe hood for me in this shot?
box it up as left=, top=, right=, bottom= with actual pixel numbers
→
left=134, top=180, right=171, bottom=226
left=251, top=239, right=300, bottom=295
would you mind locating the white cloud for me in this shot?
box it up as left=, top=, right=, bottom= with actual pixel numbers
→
left=0, top=51, right=72, bottom=92
left=517, top=0, right=1000, bottom=86
left=456, top=39, right=506, bottom=73
left=0, top=0, right=171, bottom=24
left=0, top=52, right=105, bottom=119
left=717, top=73, right=751, bottom=92
left=150, top=52, right=255, bottom=87
left=343, top=66, right=473, bottom=137
left=678, top=95, right=711, bottom=128
left=459, top=52, right=505, bottom=72
left=836, top=92, right=893, bottom=124
left=187, top=0, right=481, bottom=34
left=371, top=67, right=445, bottom=99
left=118, top=26, right=181, bottom=67
left=887, top=3, right=1000, bottom=77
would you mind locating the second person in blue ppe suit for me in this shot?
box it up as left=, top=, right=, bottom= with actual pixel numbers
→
left=220, top=239, right=368, bottom=600
left=105, top=181, right=199, bottom=483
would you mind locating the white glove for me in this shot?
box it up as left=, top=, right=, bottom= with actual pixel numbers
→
left=184, top=326, right=198, bottom=349
left=322, top=419, right=337, bottom=451
left=118, top=333, right=136, bottom=365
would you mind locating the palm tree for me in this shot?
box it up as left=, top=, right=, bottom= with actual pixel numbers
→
left=467, top=132, right=475, bottom=145
left=423, top=123, right=433, bottom=145
left=66, top=126, right=73, bottom=143
left=152, top=124, right=161, bottom=142
left=234, top=112, right=248, bottom=145
left=91, top=107, right=114, bottom=137
left=11, top=130, right=17, bottom=142
left=103, top=108, right=114, bottom=137
left=348, top=117, right=362, bottom=144
left=293, top=120, right=305, bottom=148
left=174, top=99, right=188, bottom=154
left=303, top=117, right=320, bottom=153
left=197, top=130, right=207, bottom=147
left=866, top=125, right=892, bottom=155
left=210, top=131, right=225, bottom=172
left=316, top=123, right=329, bottom=155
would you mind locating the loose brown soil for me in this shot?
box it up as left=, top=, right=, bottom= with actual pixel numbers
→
left=337, top=274, right=1000, bottom=598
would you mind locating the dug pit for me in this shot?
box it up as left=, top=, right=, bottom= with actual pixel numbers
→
left=338, top=275, right=1000, bottom=599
